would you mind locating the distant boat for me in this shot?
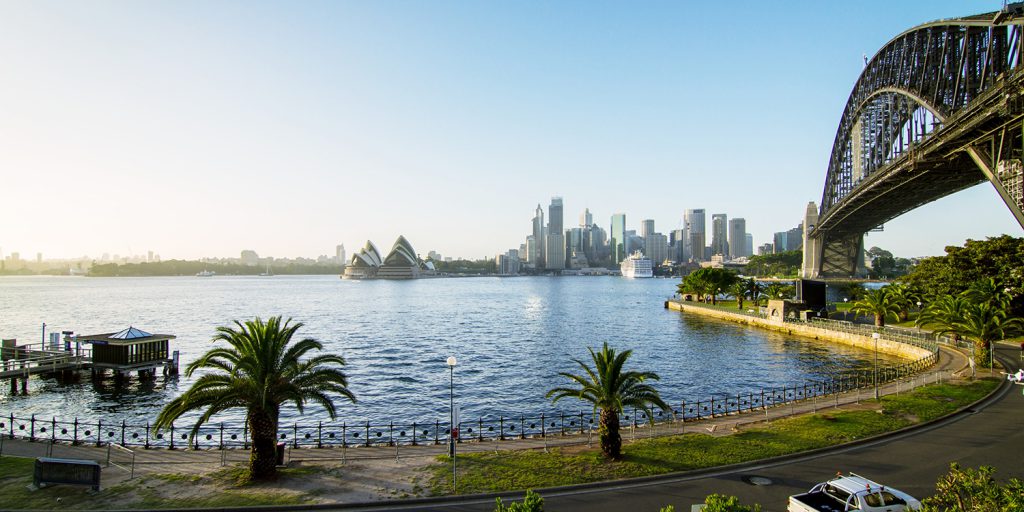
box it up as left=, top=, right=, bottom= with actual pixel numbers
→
left=196, top=270, right=216, bottom=277
left=260, top=264, right=273, bottom=277
left=620, top=251, right=653, bottom=278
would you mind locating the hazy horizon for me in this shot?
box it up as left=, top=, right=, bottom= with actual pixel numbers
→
left=3, top=1, right=1022, bottom=262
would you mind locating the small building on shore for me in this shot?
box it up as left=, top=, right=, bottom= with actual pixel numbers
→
left=72, top=326, right=177, bottom=379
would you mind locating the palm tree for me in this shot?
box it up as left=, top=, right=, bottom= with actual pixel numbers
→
left=762, top=282, right=792, bottom=302
left=885, top=283, right=920, bottom=322
left=949, top=302, right=1022, bottom=369
left=962, top=277, right=1012, bottom=308
left=744, top=278, right=763, bottom=307
left=546, top=342, right=670, bottom=459
left=849, top=288, right=900, bottom=327
left=729, top=280, right=748, bottom=310
left=154, top=316, right=355, bottom=480
left=679, top=273, right=710, bottom=302
left=917, top=295, right=969, bottom=343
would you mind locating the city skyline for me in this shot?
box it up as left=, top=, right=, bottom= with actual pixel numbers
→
left=3, top=1, right=1022, bottom=262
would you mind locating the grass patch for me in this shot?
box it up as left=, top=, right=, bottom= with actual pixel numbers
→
left=427, top=378, right=999, bottom=495
left=128, top=486, right=310, bottom=509
left=0, top=456, right=316, bottom=510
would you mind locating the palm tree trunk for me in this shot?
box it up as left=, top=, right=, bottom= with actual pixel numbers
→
left=248, top=409, right=279, bottom=480
left=875, top=314, right=885, bottom=327
left=599, top=407, right=622, bottom=459
left=975, top=340, right=992, bottom=369
left=737, top=297, right=744, bottom=310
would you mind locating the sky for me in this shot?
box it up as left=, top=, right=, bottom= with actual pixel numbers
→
left=2, top=0, right=1022, bottom=261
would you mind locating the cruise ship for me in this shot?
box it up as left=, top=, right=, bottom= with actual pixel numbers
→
left=620, top=251, right=653, bottom=278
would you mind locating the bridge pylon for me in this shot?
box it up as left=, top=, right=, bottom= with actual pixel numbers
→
left=803, top=201, right=868, bottom=279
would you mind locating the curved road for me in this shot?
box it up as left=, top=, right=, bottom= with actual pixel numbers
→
left=344, top=345, right=1023, bottom=511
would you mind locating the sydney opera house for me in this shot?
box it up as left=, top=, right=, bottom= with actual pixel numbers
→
left=341, top=236, right=436, bottom=280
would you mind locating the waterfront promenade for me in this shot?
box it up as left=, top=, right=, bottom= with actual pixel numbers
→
left=0, top=344, right=976, bottom=507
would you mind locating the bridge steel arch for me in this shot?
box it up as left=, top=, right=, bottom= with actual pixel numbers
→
left=805, top=5, right=1024, bottom=278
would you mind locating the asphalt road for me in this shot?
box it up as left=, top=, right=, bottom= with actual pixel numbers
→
left=339, top=345, right=1023, bottom=512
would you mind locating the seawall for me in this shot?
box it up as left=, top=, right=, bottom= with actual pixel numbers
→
left=665, top=300, right=932, bottom=360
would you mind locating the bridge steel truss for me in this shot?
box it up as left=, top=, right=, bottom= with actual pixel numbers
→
left=809, top=6, right=1024, bottom=278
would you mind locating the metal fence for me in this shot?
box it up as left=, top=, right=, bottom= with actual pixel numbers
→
left=0, top=348, right=938, bottom=451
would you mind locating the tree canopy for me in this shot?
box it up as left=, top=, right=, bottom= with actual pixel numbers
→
left=742, top=251, right=802, bottom=277
left=678, top=268, right=740, bottom=302
left=899, top=235, right=1024, bottom=317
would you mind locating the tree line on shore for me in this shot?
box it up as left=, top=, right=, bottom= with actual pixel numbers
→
left=87, top=260, right=342, bottom=276
left=675, top=236, right=1024, bottom=369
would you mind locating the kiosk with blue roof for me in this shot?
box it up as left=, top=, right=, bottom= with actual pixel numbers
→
left=73, top=326, right=178, bottom=379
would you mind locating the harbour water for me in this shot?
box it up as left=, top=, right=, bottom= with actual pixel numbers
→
left=0, top=275, right=900, bottom=426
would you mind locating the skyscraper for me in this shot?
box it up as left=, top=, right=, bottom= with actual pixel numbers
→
left=336, top=244, right=346, bottom=265
left=745, top=233, right=754, bottom=258
left=644, top=232, right=669, bottom=267
left=773, top=231, right=788, bottom=254
left=569, top=227, right=584, bottom=255
left=532, top=204, right=545, bottom=267
left=546, top=197, right=564, bottom=270
left=786, top=223, right=803, bottom=252
left=728, top=218, right=746, bottom=259
left=684, top=209, right=705, bottom=262
left=548, top=197, right=563, bottom=235
left=546, top=232, right=565, bottom=270
left=641, top=219, right=655, bottom=238
left=670, top=228, right=685, bottom=262
left=580, top=208, right=592, bottom=228
left=610, top=213, right=626, bottom=264
left=711, top=214, right=728, bottom=257
left=585, top=224, right=607, bottom=263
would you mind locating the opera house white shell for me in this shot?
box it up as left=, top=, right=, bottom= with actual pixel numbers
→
left=342, top=236, right=432, bottom=280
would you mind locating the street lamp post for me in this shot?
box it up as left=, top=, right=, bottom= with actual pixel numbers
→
left=844, top=297, right=849, bottom=321
left=446, top=355, right=457, bottom=493
left=916, top=301, right=922, bottom=335
left=872, top=332, right=880, bottom=400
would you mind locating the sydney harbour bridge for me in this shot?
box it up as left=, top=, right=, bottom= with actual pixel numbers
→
left=803, top=3, right=1024, bottom=278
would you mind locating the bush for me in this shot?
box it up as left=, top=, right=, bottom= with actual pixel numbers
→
left=494, top=489, right=544, bottom=512
left=702, top=494, right=762, bottom=512
left=921, top=463, right=1024, bottom=511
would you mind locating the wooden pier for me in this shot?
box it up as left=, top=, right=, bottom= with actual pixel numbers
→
left=1, top=327, right=178, bottom=394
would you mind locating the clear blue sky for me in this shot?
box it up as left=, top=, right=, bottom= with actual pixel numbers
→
left=2, top=0, right=1020, bottom=261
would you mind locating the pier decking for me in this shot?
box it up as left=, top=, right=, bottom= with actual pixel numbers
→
left=1, top=327, right=178, bottom=393
left=0, top=343, right=90, bottom=380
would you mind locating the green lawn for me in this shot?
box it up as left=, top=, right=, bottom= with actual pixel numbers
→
left=426, top=379, right=998, bottom=495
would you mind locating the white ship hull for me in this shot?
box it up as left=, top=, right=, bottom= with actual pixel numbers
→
left=620, top=252, right=653, bottom=278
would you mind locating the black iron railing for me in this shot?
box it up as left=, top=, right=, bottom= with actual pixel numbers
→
left=0, top=348, right=938, bottom=451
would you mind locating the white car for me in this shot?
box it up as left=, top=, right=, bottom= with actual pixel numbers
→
left=788, top=472, right=922, bottom=512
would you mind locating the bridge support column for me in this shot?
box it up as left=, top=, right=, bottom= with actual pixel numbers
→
left=9, top=378, right=16, bottom=395
left=817, top=233, right=865, bottom=279
left=802, top=202, right=822, bottom=278
left=965, top=146, right=1024, bottom=229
